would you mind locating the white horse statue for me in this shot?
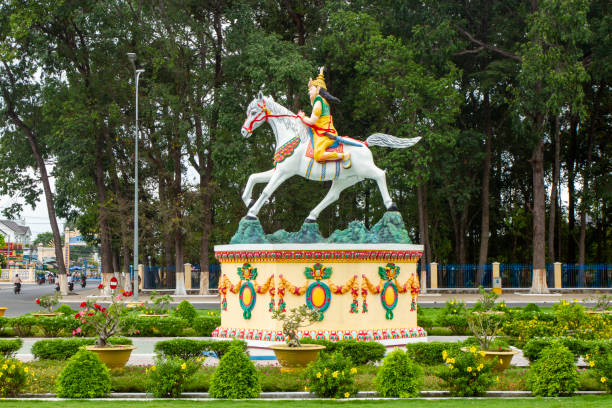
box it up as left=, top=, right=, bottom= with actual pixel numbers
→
left=240, top=92, right=421, bottom=223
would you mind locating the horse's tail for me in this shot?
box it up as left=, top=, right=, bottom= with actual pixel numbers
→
left=365, top=133, right=421, bottom=149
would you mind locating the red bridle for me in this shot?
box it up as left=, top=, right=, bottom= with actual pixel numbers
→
left=242, top=99, right=298, bottom=134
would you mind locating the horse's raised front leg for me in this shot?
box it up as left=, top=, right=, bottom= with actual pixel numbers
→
left=242, top=169, right=275, bottom=208
left=246, top=170, right=292, bottom=219
left=305, top=176, right=361, bottom=223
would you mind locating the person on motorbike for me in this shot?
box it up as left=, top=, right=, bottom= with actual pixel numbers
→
left=13, top=274, right=22, bottom=294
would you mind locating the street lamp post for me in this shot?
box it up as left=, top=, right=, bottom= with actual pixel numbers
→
left=127, top=52, right=144, bottom=301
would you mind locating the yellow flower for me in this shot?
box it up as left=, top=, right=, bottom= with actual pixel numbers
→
left=145, top=368, right=148, bottom=374
left=602, top=377, right=607, bottom=384
left=480, top=351, right=486, bottom=357
left=442, top=350, right=448, bottom=360
left=181, top=363, right=187, bottom=370
left=24, top=367, right=28, bottom=373
left=332, top=371, right=339, bottom=378
left=350, top=368, right=357, bottom=374
left=589, top=361, right=595, bottom=367
left=304, top=386, right=310, bottom=391
left=496, top=376, right=500, bottom=382
left=499, top=359, right=503, bottom=365
left=344, top=392, right=350, bottom=398
left=0, top=373, right=3, bottom=377
left=151, top=366, right=156, bottom=371
left=446, top=358, right=451, bottom=364
left=10, top=365, right=15, bottom=370
left=324, top=368, right=328, bottom=373
left=449, top=364, right=454, bottom=370
left=453, top=309, right=457, bottom=313
left=479, top=364, right=484, bottom=370
left=477, top=366, right=481, bottom=372
left=316, top=372, right=322, bottom=378
left=450, top=301, right=454, bottom=305
left=467, top=367, right=472, bottom=372
left=451, top=358, right=456, bottom=364
left=469, top=346, right=477, bottom=353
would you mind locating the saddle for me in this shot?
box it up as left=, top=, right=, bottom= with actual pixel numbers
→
left=305, top=134, right=343, bottom=160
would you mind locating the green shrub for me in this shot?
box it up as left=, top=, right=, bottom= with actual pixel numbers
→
left=154, top=339, right=246, bottom=360
left=123, top=315, right=188, bottom=336
left=0, top=317, right=8, bottom=334
left=56, top=349, right=111, bottom=398
left=174, top=301, right=197, bottom=325
left=436, top=299, right=468, bottom=335
left=553, top=300, right=586, bottom=332
left=304, top=352, right=357, bottom=398
left=592, top=353, right=612, bottom=393
left=437, top=347, right=496, bottom=396
left=417, top=307, right=434, bottom=330
left=192, top=315, right=220, bottom=337
left=376, top=349, right=422, bottom=397
left=527, top=342, right=579, bottom=396
left=0, top=339, right=22, bottom=358
left=55, top=304, right=75, bottom=316
left=31, top=337, right=132, bottom=360
left=405, top=342, right=462, bottom=366
left=209, top=343, right=260, bottom=399
left=36, top=315, right=77, bottom=337
left=9, top=316, right=37, bottom=337
left=299, top=339, right=385, bottom=365
left=0, top=358, right=32, bottom=397
left=146, top=357, right=200, bottom=397
left=524, top=303, right=541, bottom=313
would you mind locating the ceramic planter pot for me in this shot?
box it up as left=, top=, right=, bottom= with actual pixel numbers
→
left=85, top=345, right=137, bottom=369
left=0, top=307, right=6, bottom=317
left=461, top=347, right=518, bottom=371
left=126, top=302, right=144, bottom=309
left=137, top=313, right=169, bottom=317
left=32, top=312, right=61, bottom=318
left=269, top=344, right=326, bottom=373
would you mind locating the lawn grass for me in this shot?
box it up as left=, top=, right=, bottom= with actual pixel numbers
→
left=0, top=396, right=611, bottom=407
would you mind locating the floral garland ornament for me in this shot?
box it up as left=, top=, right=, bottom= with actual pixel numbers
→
left=218, top=274, right=240, bottom=311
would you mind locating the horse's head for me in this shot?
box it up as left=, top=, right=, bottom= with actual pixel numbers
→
left=241, top=91, right=274, bottom=137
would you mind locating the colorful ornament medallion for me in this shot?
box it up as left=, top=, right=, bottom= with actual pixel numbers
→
left=304, top=263, right=333, bottom=320
left=381, top=281, right=399, bottom=319
left=238, top=263, right=258, bottom=319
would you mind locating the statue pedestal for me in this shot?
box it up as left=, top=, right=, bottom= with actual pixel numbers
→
left=213, top=243, right=427, bottom=357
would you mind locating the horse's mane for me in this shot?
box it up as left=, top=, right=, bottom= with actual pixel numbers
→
left=263, top=97, right=309, bottom=143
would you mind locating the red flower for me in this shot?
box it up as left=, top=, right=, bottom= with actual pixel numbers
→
left=94, top=304, right=101, bottom=310
left=80, top=302, right=87, bottom=308
left=35, top=298, right=40, bottom=304
left=87, top=312, right=94, bottom=316
left=74, top=313, right=80, bottom=320
left=98, top=283, right=104, bottom=289
left=101, top=307, right=106, bottom=313
left=135, top=329, right=140, bottom=334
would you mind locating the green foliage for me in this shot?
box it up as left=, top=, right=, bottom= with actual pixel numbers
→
left=209, top=344, right=260, bottom=399
left=35, top=294, right=60, bottom=313
left=437, top=299, right=469, bottom=335
left=173, top=300, right=197, bottom=324
left=142, top=291, right=174, bottom=315
left=146, top=357, right=200, bottom=398
left=8, top=316, right=37, bottom=337
left=553, top=300, right=587, bottom=332
left=437, top=347, right=496, bottom=397
left=404, top=342, right=463, bottom=366
left=31, top=337, right=132, bottom=360
left=154, top=339, right=246, bottom=360
left=271, top=305, right=321, bottom=347
left=592, top=353, right=612, bottom=393
left=376, top=349, right=422, bottom=398
left=299, top=339, right=385, bottom=365
left=528, top=343, right=579, bottom=396
left=55, top=304, right=75, bottom=316
left=303, top=352, right=357, bottom=398
left=524, top=303, right=541, bottom=313
left=0, top=358, right=32, bottom=397
left=36, top=315, right=77, bottom=338
left=0, top=339, right=22, bottom=359
left=122, top=315, right=188, bottom=337
left=55, top=350, right=111, bottom=398
left=417, top=307, right=434, bottom=330
left=192, top=315, right=220, bottom=337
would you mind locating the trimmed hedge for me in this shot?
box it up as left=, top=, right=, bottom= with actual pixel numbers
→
left=523, top=337, right=612, bottom=363
left=154, top=338, right=246, bottom=360
left=192, top=315, right=220, bottom=337
left=36, top=316, right=79, bottom=337
left=0, top=338, right=22, bottom=358
left=31, top=337, right=133, bottom=360
left=8, top=316, right=37, bottom=337
left=404, top=341, right=463, bottom=366
left=299, top=339, right=385, bottom=365
left=122, top=315, right=189, bottom=336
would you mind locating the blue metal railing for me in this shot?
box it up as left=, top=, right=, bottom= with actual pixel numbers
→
left=562, top=264, right=611, bottom=288
left=190, top=264, right=221, bottom=290
left=499, top=264, right=555, bottom=288
left=437, top=264, right=492, bottom=288
left=143, top=265, right=176, bottom=289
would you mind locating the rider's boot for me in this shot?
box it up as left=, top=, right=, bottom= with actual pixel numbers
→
left=342, top=152, right=351, bottom=169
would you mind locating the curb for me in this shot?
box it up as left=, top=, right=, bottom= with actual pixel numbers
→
left=8, top=390, right=607, bottom=400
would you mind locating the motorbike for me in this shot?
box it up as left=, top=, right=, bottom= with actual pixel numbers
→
left=55, top=283, right=60, bottom=292
left=14, top=282, right=21, bottom=294
left=81, top=276, right=86, bottom=288
left=68, top=281, right=74, bottom=292
left=37, top=275, right=45, bottom=285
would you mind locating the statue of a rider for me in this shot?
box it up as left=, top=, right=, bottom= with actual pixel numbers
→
left=298, top=67, right=352, bottom=168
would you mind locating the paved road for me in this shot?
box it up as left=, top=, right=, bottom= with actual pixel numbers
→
left=0, top=279, right=96, bottom=316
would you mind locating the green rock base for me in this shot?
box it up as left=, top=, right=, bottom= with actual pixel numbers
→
left=229, top=212, right=411, bottom=244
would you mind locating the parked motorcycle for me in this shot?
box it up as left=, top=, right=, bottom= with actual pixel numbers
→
left=14, top=282, right=21, bottom=295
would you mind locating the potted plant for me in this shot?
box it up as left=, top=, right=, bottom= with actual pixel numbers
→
left=269, top=305, right=325, bottom=373
left=75, top=288, right=136, bottom=368
left=33, top=293, right=61, bottom=317
left=463, top=287, right=517, bottom=371
left=139, top=290, right=173, bottom=317
left=0, top=307, right=7, bottom=317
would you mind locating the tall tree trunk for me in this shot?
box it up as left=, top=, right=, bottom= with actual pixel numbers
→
left=173, top=145, right=184, bottom=291
left=567, top=115, right=577, bottom=263
left=478, top=92, right=492, bottom=284
left=530, top=136, right=548, bottom=293
left=548, top=115, right=560, bottom=262
left=95, top=132, right=114, bottom=292
left=417, top=184, right=429, bottom=292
